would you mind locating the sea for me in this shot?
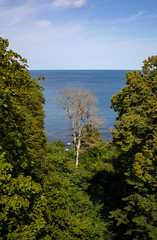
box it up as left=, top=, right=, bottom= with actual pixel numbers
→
left=29, top=70, right=130, bottom=144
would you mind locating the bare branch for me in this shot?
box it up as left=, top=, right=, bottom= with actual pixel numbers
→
left=55, top=85, right=104, bottom=166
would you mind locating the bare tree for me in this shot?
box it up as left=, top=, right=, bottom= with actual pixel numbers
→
left=56, top=85, right=103, bottom=167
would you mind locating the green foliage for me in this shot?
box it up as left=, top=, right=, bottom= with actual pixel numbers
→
left=81, top=124, right=101, bottom=150
left=110, top=56, right=157, bottom=239
left=0, top=38, right=47, bottom=177
left=47, top=141, right=113, bottom=239
left=0, top=152, right=46, bottom=240
left=42, top=163, right=104, bottom=240
left=0, top=38, right=47, bottom=239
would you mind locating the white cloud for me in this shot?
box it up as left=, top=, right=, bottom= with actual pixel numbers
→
left=126, top=11, right=147, bottom=22
left=52, top=0, right=86, bottom=8
left=0, top=1, right=37, bottom=28
left=34, top=20, right=51, bottom=28
left=72, top=0, right=86, bottom=8
left=115, top=10, right=147, bottom=24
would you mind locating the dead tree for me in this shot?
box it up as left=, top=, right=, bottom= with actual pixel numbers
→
left=56, top=85, right=103, bottom=167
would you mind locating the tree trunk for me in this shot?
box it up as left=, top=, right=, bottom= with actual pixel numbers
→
left=73, top=132, right=77, bottom=151
left=75, top=134, right=81, bottom=167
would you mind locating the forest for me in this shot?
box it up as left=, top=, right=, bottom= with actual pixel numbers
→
left=0, top=37, right=157, bottom=240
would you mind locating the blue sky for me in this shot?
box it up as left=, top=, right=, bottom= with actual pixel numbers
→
left=1, top=0, right=157, bottom=69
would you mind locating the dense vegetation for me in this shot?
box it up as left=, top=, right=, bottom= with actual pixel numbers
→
left=0, top=37, right=47, bottom=239
left=0, top=38, right=156, bottom=239
left=110, top=56, right=157, bottom=239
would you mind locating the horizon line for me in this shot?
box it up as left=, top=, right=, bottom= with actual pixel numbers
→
left=28, top=68, right=136, bottom=71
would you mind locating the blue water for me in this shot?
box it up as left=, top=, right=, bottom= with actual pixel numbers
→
left=29, top=70, right=129, bottom=143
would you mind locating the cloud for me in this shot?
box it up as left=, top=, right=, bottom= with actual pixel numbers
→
left=0, top=1, right=37, bottom=28
left=115, top=10, right=147, bottom=24
left=52, top=0, right=86, bottom=8
left=126, top=11, right=147, bottom=22
left=72, top=0, right=86, bottom=8
left=34, top=20, right=51, bottom=28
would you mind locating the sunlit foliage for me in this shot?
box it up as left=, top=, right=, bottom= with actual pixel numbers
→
left=0, top=38, right=47, bottom=239
left=110, top=56, right=157, bottom=239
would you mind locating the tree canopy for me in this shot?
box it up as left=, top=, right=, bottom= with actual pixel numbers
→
left=0, top=37, right=47, bottom=239
left=110, top=55, right=157, bottom=239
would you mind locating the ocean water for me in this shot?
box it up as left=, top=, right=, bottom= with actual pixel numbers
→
left=29, top=70, right=129, bottom=143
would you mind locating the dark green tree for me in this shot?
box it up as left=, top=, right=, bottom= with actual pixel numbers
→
left=46, top=141, right=113, bottom=240
left=42, top=160, right=106, bottom=240
left=0, top=38, right=47, bottom=239
left=109, top=56, right=157, bottom=239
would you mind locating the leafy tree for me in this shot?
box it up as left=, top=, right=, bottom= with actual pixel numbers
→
left=56, top=85, right=103, bottom=167
left=0, top=38, right=47, bottom=239
left=109, top=56, right=157, bottom=239
left=42, top=160, right=106, bottom=240
left=47, top=141, right=113, bottom=240
left=81, top=124, right=101, bottom=150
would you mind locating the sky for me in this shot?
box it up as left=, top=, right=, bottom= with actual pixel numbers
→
left=0, top=0, right=157, bottom=69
